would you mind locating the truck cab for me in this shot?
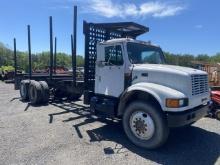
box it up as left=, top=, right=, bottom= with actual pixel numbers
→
left=95, top=38, right=209, bottom=112
left=83, top=21, right=210, bottom=149
left=95, top=38, right=165, bottom=97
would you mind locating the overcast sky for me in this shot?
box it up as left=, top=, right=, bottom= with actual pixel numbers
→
left=0, top=0, right=219, bottom=56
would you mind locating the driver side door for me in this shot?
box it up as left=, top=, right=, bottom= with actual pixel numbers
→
left=95, top=44, right=125, bottom=97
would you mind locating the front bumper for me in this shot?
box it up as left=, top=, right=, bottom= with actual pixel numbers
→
left=167, top=104, right=210, bottom=127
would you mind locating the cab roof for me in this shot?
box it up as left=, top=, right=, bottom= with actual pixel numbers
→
left=99, top=38, right=159, bottom=48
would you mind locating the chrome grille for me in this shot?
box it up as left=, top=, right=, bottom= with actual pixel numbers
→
left=191, top=74, right=209, bottom=96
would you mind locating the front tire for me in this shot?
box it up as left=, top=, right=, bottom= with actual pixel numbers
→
left=123, top=101, right=169, bottom=149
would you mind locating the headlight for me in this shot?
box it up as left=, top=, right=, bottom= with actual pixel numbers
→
left=166, top=98, right=188, bottom=108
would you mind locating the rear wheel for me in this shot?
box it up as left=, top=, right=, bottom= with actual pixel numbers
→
left=39, top=81, right=49, bottom=104
left=20, top=80, right=30, bottom=101
left=29, top=81, right=43, bottom=105
left=123, top=101, right=169, bottom=149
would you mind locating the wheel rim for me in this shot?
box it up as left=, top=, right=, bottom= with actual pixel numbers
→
left=129, top=111, right=155, bottom=140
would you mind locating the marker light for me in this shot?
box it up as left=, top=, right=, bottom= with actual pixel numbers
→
left=166, top=98, right=188, bottom=108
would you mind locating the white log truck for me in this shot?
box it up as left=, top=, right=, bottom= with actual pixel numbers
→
left=17, top=19, right=211, bottom=149
left=83, top=21, right=210, bottom=149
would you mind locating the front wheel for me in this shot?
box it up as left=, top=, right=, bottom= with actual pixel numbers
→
left=123, top=101, right=169, bottom=149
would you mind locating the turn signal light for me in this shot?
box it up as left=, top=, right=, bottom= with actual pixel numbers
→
left=166, top=98, right=188, bottom=108
left=166, top=99, right=179, bottom=108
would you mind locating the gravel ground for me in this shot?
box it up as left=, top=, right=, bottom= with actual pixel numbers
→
left=0, top=81, right=220, bottom=165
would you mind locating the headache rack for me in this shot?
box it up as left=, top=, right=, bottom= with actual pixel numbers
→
left=83, top=21, right=149, bottom=91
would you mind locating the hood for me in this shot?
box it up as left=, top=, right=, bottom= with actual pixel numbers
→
left=133, top=64, right=207, bottom=76
left=132, top=64, right=208, bottom=96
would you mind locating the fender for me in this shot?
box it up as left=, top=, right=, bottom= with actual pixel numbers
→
left=117, top=82, right=187, bottom=116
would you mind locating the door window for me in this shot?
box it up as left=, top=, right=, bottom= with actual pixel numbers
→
left=105, top=45, right=123, bottom=65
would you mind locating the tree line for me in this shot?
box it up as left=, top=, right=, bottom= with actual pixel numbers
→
left=0, top=41, right=220, bottom=72
left=0, top=42, right=84, bottom=72
left=164, top=52, right=220, bottom=67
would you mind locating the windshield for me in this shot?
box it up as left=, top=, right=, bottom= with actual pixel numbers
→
left=127, top=42, right=165, bottom=64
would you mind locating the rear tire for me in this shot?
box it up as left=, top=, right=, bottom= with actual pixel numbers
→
left=39, top=81, right=49, bottom=104
left=20, top=80, right=30, bottom=101
left=123, top=101, right=169, bottom=149
left=28, top=81, right=43, bottom=105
